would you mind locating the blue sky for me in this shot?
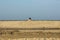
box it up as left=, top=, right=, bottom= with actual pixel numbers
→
left=0, top=0, right=60, bottom=20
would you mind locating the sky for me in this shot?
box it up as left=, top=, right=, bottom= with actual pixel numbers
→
left=0, top=0, right=60, bottom=20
